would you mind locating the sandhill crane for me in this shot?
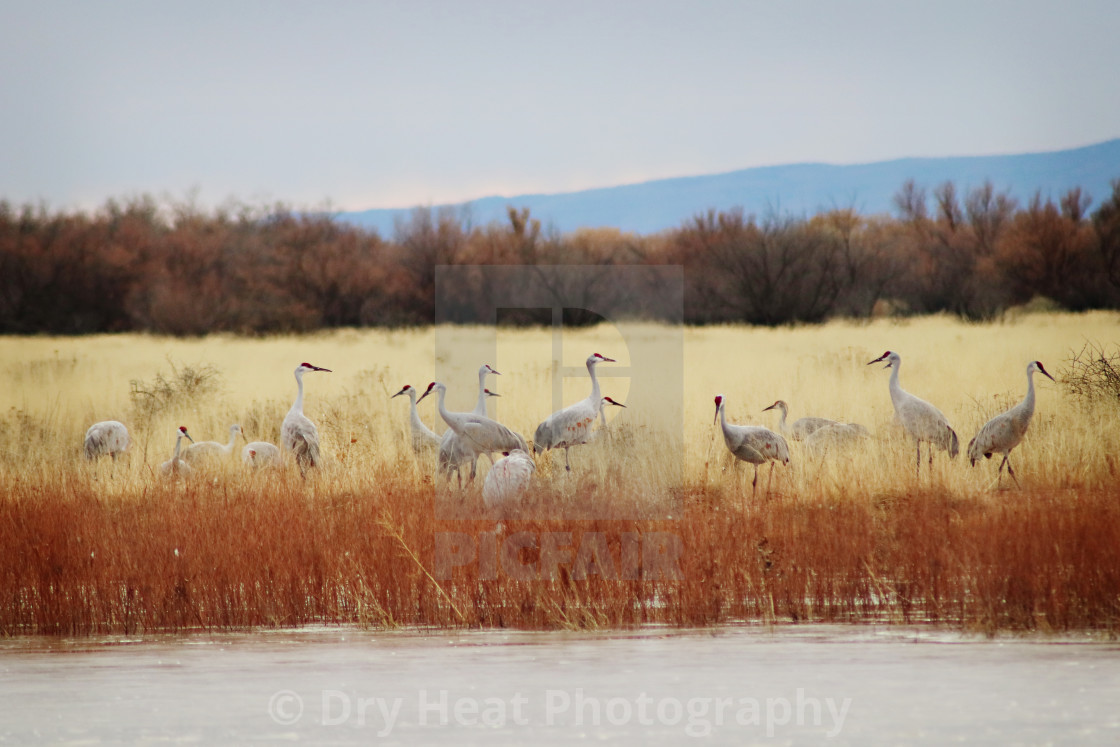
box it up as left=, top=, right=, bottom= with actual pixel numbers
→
left=762, top=400, right=841, bottom=440
left=803, top=421, right=870, bottom=456
left=84, top=420, right=130, bottom=460
left=438, top=364, right=501, bottom=484
left=590, top=396, right=626, bottom=443
left=482, top=449, right=536, bottom=513
left=440, top=388, right=501, bottom=484
left=533, top=353, right=615, bottom=470
left=868, top=351, right=959, bottom=474
left=967, top=360, right=1055, bottom=487
left=282, top=362, right=331, bottom=471
left=183, top=424, right=244, bottom=464
left=392, top=384, right=443, bottom=454
left=714, top=394, right=790, bottom=501
left=418, top=382, right=528, bottom=470
left=242, top=441, right=281, bottom=469
left=160, top=426, right=194, bottom=477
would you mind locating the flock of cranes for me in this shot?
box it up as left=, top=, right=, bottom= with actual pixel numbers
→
left=83, top=350, right=1057, bottom=499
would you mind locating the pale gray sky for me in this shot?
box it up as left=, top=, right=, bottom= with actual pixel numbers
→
left=2, top=0, right=1118, bottom=212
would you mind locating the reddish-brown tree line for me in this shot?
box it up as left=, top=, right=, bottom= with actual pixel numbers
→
left=2, top=179, right=1118, bottom=334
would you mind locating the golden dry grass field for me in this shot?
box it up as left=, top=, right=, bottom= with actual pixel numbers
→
left=1, top=311, right=1118, bottom=635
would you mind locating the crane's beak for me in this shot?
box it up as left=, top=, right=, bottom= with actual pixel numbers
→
left=762, top=401, right=778, bottom=412
left=416, top=384, right=435, bottom=404
left=713, top=403, right=720, bottom=425
left=314, top=366, right=332, bottom=373
left=867, top=352, right=890, bottom=367
left=391, top=387, right=408, bottom=398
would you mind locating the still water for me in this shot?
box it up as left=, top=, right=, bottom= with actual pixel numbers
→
left=2, top=625, right=1117, bottom=744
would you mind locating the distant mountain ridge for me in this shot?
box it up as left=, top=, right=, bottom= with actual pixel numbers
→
left=339, top=138, right=1120, bottom=236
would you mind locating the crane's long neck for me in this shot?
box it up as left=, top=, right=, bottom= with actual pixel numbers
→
left=888, top=360, right=905, bottom=408
left=172, top=434, right=184, bottom=460
left=474, top=368, right=488, bottom=416
left=718, top=402, right=732, bottom=440
left=436, top=387, right=458, bottom=432
left=225, top=428, right=238, bottom=450
left=291, top=370, right=305, bottom=414
left=1020, top=367, right=1038, bottom=419
left=587, top=360, right=602, bottom=405
left=408, top=391, right=426, bottom=431
left=776, top=403, right=788, bottom=430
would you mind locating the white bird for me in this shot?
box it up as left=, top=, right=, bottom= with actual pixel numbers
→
left=762, top=400, right=841, bottom=440
left=438, top=364, right=501, bottom=484
left=714, top=394, right=790, bottom=500
left=84, top=420, right=130, bottom=460
left=392, top=384, right=443, bottom=454
left=803, top=422, right=871, bottom=455
left=533, top=353, right=616, bottom=470
left=160, top=426, right=194, bottom=477
left=868, top=351, right=959, bottom=473
left=967, top=360, right=1055, bottom=487
left=242, top=441, right=281, bottom=469
left=183, top=424, right=244, bottom=464
left=418, top=382, right=528, bottom=470
left=282, top=362, right=331, bottom=471
left=482, top=449, right=536, bottom=513
left=590, top=396, right=627, bottom=443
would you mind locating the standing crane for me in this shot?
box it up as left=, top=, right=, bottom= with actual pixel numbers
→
left=242, top=440, right=281, bottom=469
left=967, top=360, right=1055, bottom=487
left=762, top=400, right=842, bottom=440
left=392, top=384, right=443, bottom=454
left=533, top=353, right=615, bottom=471
left=438, top=364, right=501, bottom=484
left=84, top=420, right=130, bottom=460
left=183, top=424, right=244, bottom=464
left=282, top=362, right=331, bottom=471
left=714, top=394, right=790, bottom=501
left=482, top=449, right=536, bottom=514
left=418, top=382, right=528, bottom=467
left=160, top=426, right=194, bottom=477
left=868, top=351, right=959, bottom=474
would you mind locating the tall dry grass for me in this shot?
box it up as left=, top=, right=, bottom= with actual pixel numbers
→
left=1, top=311, right=1118, bottom=635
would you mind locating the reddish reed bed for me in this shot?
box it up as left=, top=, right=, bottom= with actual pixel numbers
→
left=2, top=475, right=1118, bottom=636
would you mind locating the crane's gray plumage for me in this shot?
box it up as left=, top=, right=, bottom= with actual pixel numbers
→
left=393, top=384, right=442, bottom=454
left=482, top=449, right=536, bottom=513
left=84, top=420, right=130, bottom=460
left=762, top=400, right=840, bottom=440
left=419, top=381, right=528, bottom=474
left=868, top=351, right=959, bottom=473
left=183, top=424, right=244, bottom=464
left=533, top=353, right=615, bottom=470
left=437, top=364, right=501, bottom=484
left=803, top=422, right=870, bottom=455
left=242, top=441, right=281, bottom=468
left=714, top=394, right=790, bottom=499
left=967, top=360, right=1054, bottom=487
left=160, top=426, right=194, bottom=477
left=282, top=362, right=331, bottom=471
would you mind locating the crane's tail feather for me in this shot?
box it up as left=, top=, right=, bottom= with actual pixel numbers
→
left=947, top=427, right=960, bottom=459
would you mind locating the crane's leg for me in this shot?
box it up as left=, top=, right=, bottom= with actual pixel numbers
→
left=564, top=447, right=572, bottom=472
left=915, top=441, right=921, bottom=477
left=752, top=465, right=759, bottom=495
left=766, top=461, right=775, bottom=496
left=1005, top=454, right=1021, bottom=488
